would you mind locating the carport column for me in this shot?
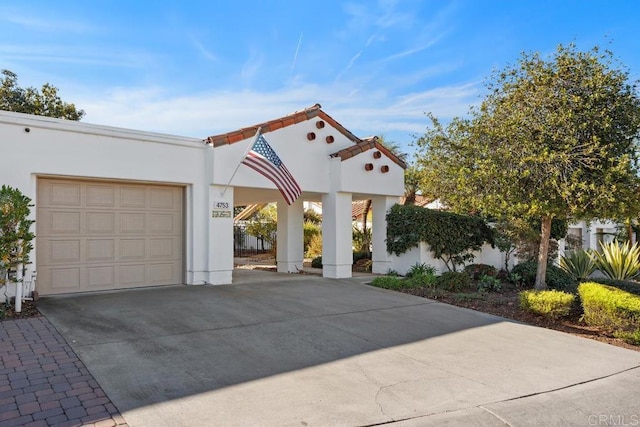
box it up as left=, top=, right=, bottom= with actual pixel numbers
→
left=207, top=185, right=234, bottom=284
left=321, top=191, right=353, bottom=278
left=371, top=196, right=398, bottom=274
left=277, top=198, right=304, bottom=273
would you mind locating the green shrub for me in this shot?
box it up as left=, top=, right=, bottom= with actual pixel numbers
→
left=511, top=261, right=576, bottom=291
left=519, top=290, right=575, bottom=318
left=311, top=256, right=322, bottom=268
left=386, top=269, right=400, bottom=277
left=559, top=249, right=596, bottom=281
left=306, top=233, right=322, bottom=258
left=477, top=274, right=502, bottom=292
left=578, top=282, right=640, bottom=338
left=406, top=262, right=437, bottom=278
left=303, top=221, right=321, bottom=254
left=370, top=276, right=406, bottom=290
left=407, top=271, right=438, bottom=288
left=591, top=240, right=640, bottom=281
left=434, top=271, right=473, bottom=292
left=464, top=263, right=497, bottom=280
left=588, top=278, right=640, bottom=296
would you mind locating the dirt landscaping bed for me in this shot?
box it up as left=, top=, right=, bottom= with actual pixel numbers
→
left=400, top=283, right=640, bottom=352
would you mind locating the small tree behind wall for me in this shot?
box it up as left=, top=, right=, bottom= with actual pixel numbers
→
left=0, top=186, right=35, bottom=299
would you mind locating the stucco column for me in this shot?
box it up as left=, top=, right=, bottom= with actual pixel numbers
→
left=277, top=198, right=304, bottom=273
left=371, top=196, right=398, bottom=274
left=322, top=191, right=353, bottom=278
left=207, top=185, right=234, bottom=284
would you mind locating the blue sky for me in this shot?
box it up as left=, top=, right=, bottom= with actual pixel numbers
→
left=2, top=1, right=639, bottom=155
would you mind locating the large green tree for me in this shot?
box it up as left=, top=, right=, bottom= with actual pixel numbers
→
left=417, top=44, right=640, bottom=289
left=0, top=69, right=84, bottom=120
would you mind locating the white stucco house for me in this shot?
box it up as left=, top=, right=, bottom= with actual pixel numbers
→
left=0, top=104, right=405, bottom=298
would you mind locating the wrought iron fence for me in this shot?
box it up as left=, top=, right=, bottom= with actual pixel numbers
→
left=234, top=223, right=273, bottom=257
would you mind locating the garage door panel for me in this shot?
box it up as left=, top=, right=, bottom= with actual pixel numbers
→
left=40, top=211, right=82, bottom=235
left=120, top=239, right=146, bottom=260
left=49, top=267, right=82, bottom=291
left=37, top=178, right=183, bottom=295
left=87, top=239, right=115, bottom=261
left=49, top=182, right=82, bottom=207
left=150, top=188, right=179, bottom=209
left=87, top=266, right=115, bottom=288
left=86, top=185, right=116, bottom=207
left=149, top=237, right=179, bottom=259
left=120, top=212, right=146, bottom=234
left=120, top=187, right=146, bottom=208
left=87, top=212, right=116, bottom=234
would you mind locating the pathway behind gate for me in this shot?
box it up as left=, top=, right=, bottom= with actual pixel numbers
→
left=36, top=271, right=640, bottom=426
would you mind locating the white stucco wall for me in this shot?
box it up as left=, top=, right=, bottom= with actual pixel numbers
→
left=0, top=111, right=212, bottom=294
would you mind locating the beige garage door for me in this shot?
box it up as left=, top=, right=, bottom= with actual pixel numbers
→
left=37, top=178, right=183, bottom=295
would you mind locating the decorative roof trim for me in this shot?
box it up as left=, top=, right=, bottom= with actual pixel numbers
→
left=204, top=103, right=406, bottom=169
left=329, top=136, right=407, bottom=169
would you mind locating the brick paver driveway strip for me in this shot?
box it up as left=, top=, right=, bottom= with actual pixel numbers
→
left=38, top=271, right=640, bottom=426
left=0, top=317, right=129, bottom=427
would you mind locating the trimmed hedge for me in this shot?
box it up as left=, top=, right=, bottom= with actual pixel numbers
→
left=578, top=282, right=640, bottom=337
left=519, top=290, right=575, bottom=318
left=587, top=278, right=640, bottom=296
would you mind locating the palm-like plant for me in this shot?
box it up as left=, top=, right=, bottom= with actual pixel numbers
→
left=558, top=249, right=596, bottom=281
left=590, top=240, right=640, bottom=281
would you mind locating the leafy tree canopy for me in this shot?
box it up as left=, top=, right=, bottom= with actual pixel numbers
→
left=416, top=43, right=640, bottom=289
left=0, top=69, right=85, bottom=120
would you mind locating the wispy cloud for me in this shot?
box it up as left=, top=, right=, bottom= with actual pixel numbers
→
left=71, top=80, right=480, bottom=142
left=0, top=44, right=153, bottom=68
left=289, top=33, right=303, bottom=81
left=0, top=8, right=95, bottom=34
left=190, top=37, right=216, bottom=61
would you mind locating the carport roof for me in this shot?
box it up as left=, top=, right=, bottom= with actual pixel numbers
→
left=205, top=104, right=406, bottom=169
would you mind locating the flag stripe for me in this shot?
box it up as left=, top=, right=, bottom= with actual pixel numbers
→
left=244, top=154, right=298, bottom=200
left=240, top=134, right=301, bottom=205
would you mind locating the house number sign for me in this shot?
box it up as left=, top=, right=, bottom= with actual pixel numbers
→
left=212, top=200, right=232, bottom=218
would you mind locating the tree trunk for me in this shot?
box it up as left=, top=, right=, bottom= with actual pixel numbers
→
left=534, top=216, right=552, bottom=290
left=361, top=199, right=372, bottom=254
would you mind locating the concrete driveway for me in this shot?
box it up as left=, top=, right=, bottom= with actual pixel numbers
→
left=39, top=271, right=640, bottom=426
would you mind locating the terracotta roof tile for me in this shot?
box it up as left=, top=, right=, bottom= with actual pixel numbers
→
left=204, top=103, right=406, bottom=169
left=330, top=136, right=407, bottom=169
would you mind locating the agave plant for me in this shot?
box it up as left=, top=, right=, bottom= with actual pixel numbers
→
left=559, top=249, right=596, bottom=281
left=590, top=240, right=640, bottom=281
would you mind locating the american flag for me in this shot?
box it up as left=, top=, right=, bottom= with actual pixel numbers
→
left=241, top=134, right=302, bottom=205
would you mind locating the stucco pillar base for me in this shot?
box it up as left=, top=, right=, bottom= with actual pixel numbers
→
left=277, top=261, right=303, bottom=274
left=207, top=270, right=233, bottom=285
left=322, top=264, right=352, bottom=279
left=372, top=261, right=392, bottom=275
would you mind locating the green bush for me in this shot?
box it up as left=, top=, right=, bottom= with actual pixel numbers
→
left=434, top=271, right=473, bottom=292
left=519, top=290, right=575, bottom=318
left=588, top=278, right=640, bottom=296
left=306, top=233, right=322, bottom=258
left=407, top=271, right=438, bottom=288
left=370, top=276, right=406, bottom=290
left=477, top=274, right=502, bottom=292
left=578, top=282, right=640, bottom=338
left=559, top=249, right=596, bottom=281
left=406, top=262, right=437, bottom=278
left=303, top=221, right=321, bottom=254
left=311, top=256, right=322, bottom=268
left=464, top=263, right=497, bottom=280
left=511, top=261, right=576, bottom=291
left=591, top=240, right=640, bottom=281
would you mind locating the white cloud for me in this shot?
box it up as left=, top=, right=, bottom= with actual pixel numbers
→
left=72, top=80, right=480, bottom=143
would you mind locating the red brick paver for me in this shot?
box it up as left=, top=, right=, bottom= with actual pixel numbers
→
left=0, top=317, right=129, bottom=427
